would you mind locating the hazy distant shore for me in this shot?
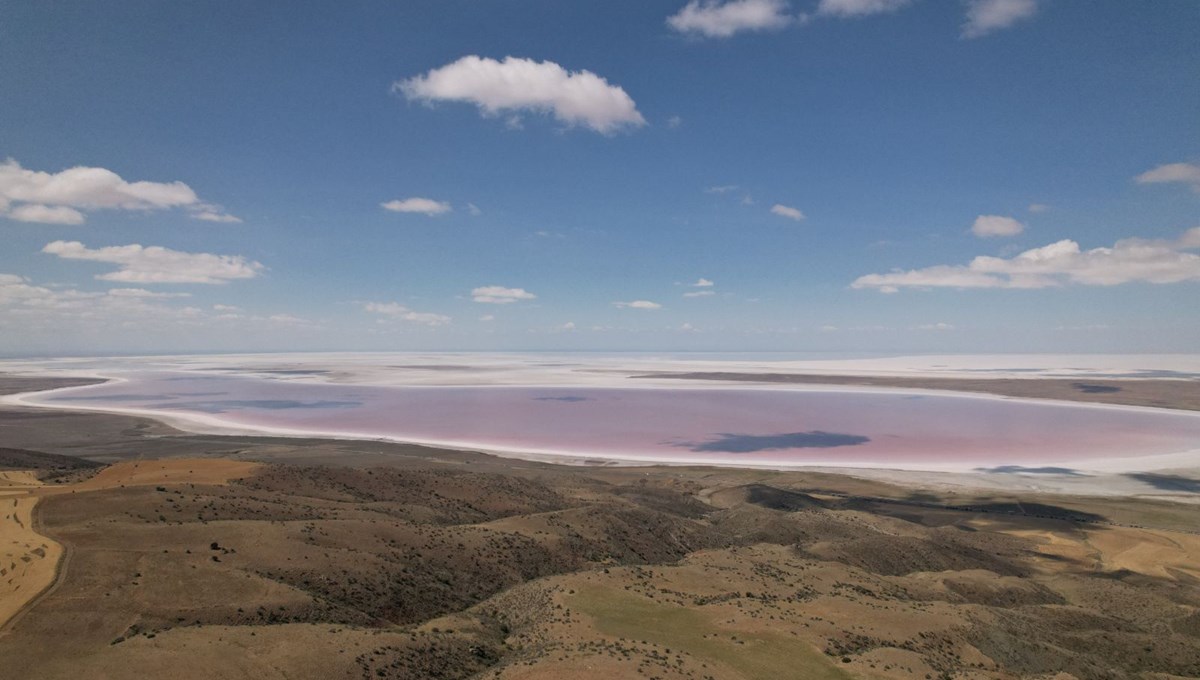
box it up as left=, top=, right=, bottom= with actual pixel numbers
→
left=636, top=371, right=1200, bottom=411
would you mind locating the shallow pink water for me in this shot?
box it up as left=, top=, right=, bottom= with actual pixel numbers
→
left=37, top=372, right=1200, bottom=469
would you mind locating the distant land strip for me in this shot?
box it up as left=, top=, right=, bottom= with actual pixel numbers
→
left=632, top=373, right=1200, bottom=412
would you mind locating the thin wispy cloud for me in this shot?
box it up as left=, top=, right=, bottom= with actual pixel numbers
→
left=614, top=300, right=663, bottom=309
left=667, top=0, right=796, bottom=38
left=817, top=0, right=910, bottom=18
left=706, top=185, right=740, bottom=194
left=191, top=210, right=243, bottom=224
left=971, top=215, right=1024, bottom=238
left=962, top=0, right=1038, bottom=38
left=362, top=301, right=451, bottom=326
left=770, top=204, right=805, bottom=221
left=107, top=288, right=191, bottom=299
left=853, top=227, right=1200, bottom=292
left=471, top=285, right=537, bottom=304
left=41, top=240, right=264, bottom=285
left=381, top=197, right=452, bottom=216
left=1135, top=162, right=1200, bottom=193
left=0, top=273, right=309, bottom=334
left=396, top=56, right=645, bottom=134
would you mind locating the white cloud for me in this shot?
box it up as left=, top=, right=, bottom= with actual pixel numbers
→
left=817, top=0, right=910, bottom=17
left=107, top=288, right=190, bottom=299
left=1135, top=162, right=1200, bottom=193
left=614, top=300, right=662, bottom=309
left=916, top=322, right=955, bottom=331
left=819, top=324, right=839, bottom=332
left=266, top=313, right=316, bottom=326
left=852, top=227, right=1200, bottom=292
left=396, top=56, right=645, bottom=134
left=479, top=314, right=495, bottom=322
left=2, top=275, right=199, bottom=319
left=0, top=273, right=320, bottom=344
left=381, top=197, right=452, bottom=216
left=467, top=203, right=483, bottom=216
left=1028, top=203, right=1049, bottom=213
left=191, top=210, right=243, bottom=223
left=212, top=304, right=242, bottom=312
left=962, top=0, right=1038, bottom=39
left=0, top=159, right=238, bottom=224
left=42, top=240, right=265, bottom=285
left=667, top=0, right=795, bottom=38
left=7, top=203, right=86, bottom=225
left=362, top=301, right=451, bottom=326
left=471, top=285, right=537, bottom=304
left=683, top=290, right=716, bottom=297
left=770, top=204, right=805, bottom=221
left=971, top=214, right=1025, bottom=238
left=561, top=321, right=577, bottom=331
left=667, top=115, right=683, bottom=128
left=692, top=278, right=715, bottom=287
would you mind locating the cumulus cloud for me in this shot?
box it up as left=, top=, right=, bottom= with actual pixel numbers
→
left=7, top=203, right=86, bottom=225
left=381, top=197, right=452, bottom=216
left=0, top=159, right=238, bottom=224
left=471, top=285, right=537, bottom=304
left=614, top=300, right=662, bottom=309
left=962, top=0, right=1038, bottom=38
left=770, top=204, right=805, bottom=221
left=971, top=214, right=1025, bottom=238
left=692, top=278, right=714, bottom=287
left=42, top=240, right=265, bottom=285
left=362, top=301, right=451, bottom=326
left=817, top=0, right=910, bottom=17
left=396, top=56, right=645, bottom=134
left=667, top=0, right=795, bottom=38
left=1135, top=163, right=1200, bottom=193
left=852, top=227, right=1200, bottom=292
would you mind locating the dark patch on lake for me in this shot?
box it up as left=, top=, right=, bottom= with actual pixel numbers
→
left=677, top=430, right=870, bottom=453
left=1072, top=383, right=1121, bottom=394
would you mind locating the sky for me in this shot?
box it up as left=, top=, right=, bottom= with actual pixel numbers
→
left=1, top=0, right=1198, bottom=356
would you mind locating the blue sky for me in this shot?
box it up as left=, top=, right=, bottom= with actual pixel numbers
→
left=1, top=0, right=1198, bottom=355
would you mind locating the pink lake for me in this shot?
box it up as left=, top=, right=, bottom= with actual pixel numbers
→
left=28, top=371, right=1200, bottom=472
